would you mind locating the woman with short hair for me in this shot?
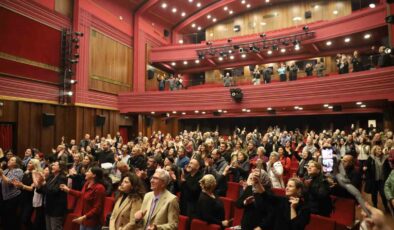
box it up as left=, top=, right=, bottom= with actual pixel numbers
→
left=267, top=152, right=284, bottom=189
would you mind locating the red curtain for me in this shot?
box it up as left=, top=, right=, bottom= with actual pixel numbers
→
left=0, top=124, right=13, bottom=151
left=119, top=126, right=129, bottom=144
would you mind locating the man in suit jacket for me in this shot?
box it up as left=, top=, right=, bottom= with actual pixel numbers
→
left=135, top=169, right=179, bottom=230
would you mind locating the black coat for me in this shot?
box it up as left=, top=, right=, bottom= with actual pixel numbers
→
left=179, top=170, right=203, bottom=216
left=196, top=192, right=225, bottom=226
left=305, top=174, right=332, bottom=217
left=95, top=149, right=115, bottom=165
left=254, top=192, right=310, bottom=230
left=365, top=156, right=391, bottom=194
left=37, top=174, right=67, bottom=217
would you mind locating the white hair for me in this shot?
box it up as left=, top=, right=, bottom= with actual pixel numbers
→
left=155, top=168, right=171, bottom=186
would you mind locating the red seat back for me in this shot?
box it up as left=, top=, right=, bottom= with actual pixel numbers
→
left=305, top=214, right=336, bottom=230
left=232, top=206, right=244, bottom=227
left=102, top=197, right=115, bottom=225
left=191, top=219, right=221, bottom=230
left=330, top=196, right=356, bottom=227
left=219, top=197, right=234, bottom=220
left=179, top=215, right=189, bottom=230
left=272, top=188, right=286, bottom=196
left=226, top=182, right=241, bottom=200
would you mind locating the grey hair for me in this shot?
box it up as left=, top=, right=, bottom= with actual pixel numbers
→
left=155, top=168, right=171, bottom=186
left=270, top=151, right=279, bottom=160
left=257, top=146, right=266, bottom=153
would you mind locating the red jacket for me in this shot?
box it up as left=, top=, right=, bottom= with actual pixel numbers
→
left=69, top=182, right=106, bottom=227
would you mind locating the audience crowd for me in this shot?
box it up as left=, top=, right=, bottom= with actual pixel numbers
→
left=0, top=126, right=393, bottom=230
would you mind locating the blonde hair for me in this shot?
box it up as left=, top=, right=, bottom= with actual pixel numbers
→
left=199, top=174, right=217, bottom=193
left=27, top=159, right=43, bottom=174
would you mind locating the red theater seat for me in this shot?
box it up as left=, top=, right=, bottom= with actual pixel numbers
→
left=102, top=196, right=115, bottom=225
left=219, top=197, right=234, bottom=220
left=226, top=182, right=241, bottom=200
left=272, top=188, right=286, bottom=196
left=232, top=206, right=244, bottom=227
left=305, top=214, right=336, bottom=230
left=191, top=219, right=221, bottom=230
left=330, top=196, right=356, bottom=228
left=178, top=215, right=189, bottom=230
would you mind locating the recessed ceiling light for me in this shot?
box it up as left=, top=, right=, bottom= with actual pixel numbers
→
left=178, top=39, right=183, bottom=44
left=328, top=106, right=333, bottom=109
left=294, top=106, right=299, bottom=109
left=326, top=41, right=332, bottom=46
left=191, top=23, right=196, bottom=28
left=314, top=5, right=319, bottom=9
left=280, top=48, right=286, bottom=53
left=218, top=57, right=223, bottom=61
left=333, top=10, right=338, bottom=15
left=196, top=2, right=201, bottom=7
left=364, top=34, right=371, bottom=39
left=212, top=18, right=217, bottom=22
left=188, top=0, right=193, bottom=2
left=241, top=0, right=246, bottom=4
left=298, top=107, right=303, bottom=110
left=207, top=14, right=211, bottom=19
left=182, top=112, right=186, bottom=115
left=267, top=50, right=272, bottom=55
left=356, top=102, right=363, bottom=105
left=172, top=111, right=177, bottom=114
left=197, top=26, right=202, bottom=30
left=194, top=110, right=199, bottom=113
left=201, top=111, right=206, bottom=114
left=295, top=45, right=300, bottom=51
left=151, top=111, right=155, bottom=114
left=183, top=61, right=188, bottom=65
left=223, top=110, right=227, bottom=113
left=172, top=8, right=177, bottom=13
left=119, top=16, right=123, bottom=21
left=242, top=108, right=247, bottom=112
left=246, top=109, right=251, bottom=112
left=171, top=62, right=176, bottom=66
left=265, top=0, right=270, bottom=2
left=218, top=109, right=223, bottom=112
left=323, top=104, right=329, bottom=107
left=241, top=54, right=246, bottom=58
left=224, top=6, right=228, bottom=11
left=229, top=10, right=233, bottom=14
left=181, top=12, right=186, bottom=17
left=344, top=37, right=351, bottom=43
left=260, top=22, right=267, bottom=26
left=195, top=59, right=200, bottom=64
left=267, top=107, right=272, bottom=110
left=246, top=4, right=251, bottom=8
left=360, top=104, right=366, bottom=108
left=161, top=3, right=167, bottom=8
left=210, top=33, right=213, bottom=37
left=369, top=3, right=376, bottom=8
left=230, top=55, right=234, bottom=60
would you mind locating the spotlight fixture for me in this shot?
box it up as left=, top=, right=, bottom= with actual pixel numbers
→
left=364, top=34, right=371, bottom=39
left=75, top=44, right=80, bottom=49
left=260, top=33, right=266, bottom=39
left=326, top=41, right=332, bottom=46
left=230, top=88, right=243, bottom=102
left=206, top=41, right=213, bottom=46
left=68, top=59, right=79, bottom=64
left=151, top=111, right=155, bottom=114
left=385, top=48, right=392, bottom=54
left=201, top=111, right=206, bottom=114
left=356, top=102, right=363, bottom=105
left=69, top=79, right=77, bottom=84
left=360, top=104, right=366, bottom=108
left=64, top=91, right=73, bottom=96
left=194, top=110, right=199, bottom=113
left=182, top=112, right=186, bottom=115
left=74, top=32, right=84, bottom=36
left=233, top=45, right=240, bottom=49
left=72, top=38, right=79, bottom=43
left=171, top=62, right=176, bottom=66
left=328, top=106, right=333, bottom=109
left=227, top=38, right=232, bottom=43
left=344, top=37, right=351, bottom=43
left=239, top=48, right=244, bottom=53
left=172, top=111, right=177, bottom=114
left=74, top=53, right=80, bottom=58
left=323, top=104, right=329, bottom=107
left=241, top=54, right=246, bottom=58
left=267, top=50, right=272, bottom=55
left=195, top=59, right=200, bottom=64
left=267, top=107, right=272, bottom=110
left=272, top=44, right=278, bottom=51
left=280, top=48, right=286, bottom=53
left=369, top=3, right=376, bottom=8
left=302, top=26, right=309, bottom=32
left=183, top=61, right=188, bottom=65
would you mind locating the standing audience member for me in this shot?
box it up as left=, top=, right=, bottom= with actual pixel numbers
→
left=196, top=174, right=231, bottom=228
left=267, top=152, right=284, bottom=189
left=179, top=159, right=203, bottom=217
left=36, top=161, right=68, bottom=230
left=305, top=63, right=313, bottom=77
left=384, top=150, right=394, bottom=212
left=288, top=63, right=299, bottom=81
left=134, top=169, right=179, bottom=230
left=278, top=63, right=287, bottom=82
left=365, top=146, right=391, bottom=212
left=315, top=60, right=325, bottom=77
left=109, top=173, right=145, bottom=230
left=263, top=66, right=272, bottom=84
left=378, top=46, right=391, bottom=68
left=338, top=55, right=349, bottom=74
left=0, top=156, right=23, bottom=230
left=352, top=50, right=363, bottom=72
left=252, top=65, right=261, bottom=85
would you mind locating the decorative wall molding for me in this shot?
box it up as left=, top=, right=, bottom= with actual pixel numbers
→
left=0, top=52, right=60, bottom=72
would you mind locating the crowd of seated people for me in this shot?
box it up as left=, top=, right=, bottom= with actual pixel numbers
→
left=0, top=125, right=393, bottom=230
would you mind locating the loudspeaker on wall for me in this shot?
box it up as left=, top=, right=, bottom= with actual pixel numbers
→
left=164, top=29, right=170, bottom=37
left=95, top=115, right=105, bottom=126
left=147, top=69, right=155, bottom=80
left=305, top=11, right=312, bottom=19
left=42, top=113, right=55, bottom=126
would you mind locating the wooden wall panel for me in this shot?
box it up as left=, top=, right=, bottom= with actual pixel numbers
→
left=41, top=104, right=55, bottom=153
left=0, top=100, right=17, bottom=122
left=206, top=0, right=352, bottom=40
left=145, top=65, right=170, bottom=91
left=89, top=29, right=133, bottom=95
left=55, top=0, right=73, bottom=18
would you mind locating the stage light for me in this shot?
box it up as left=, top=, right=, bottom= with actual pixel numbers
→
left=206, top=41, right=212, bottom=46
left=68, top=59, right=79, bottom=64
left=280, top=48, right=286, bottom=53
left=70, top=79, right=77, bottom=84
left=171, top=62, right=176, bottom=66
left=326, top=41, right=332, bottom=46
left=75, top=44, right=80, bottom=49
left=241, top=54, right=246, bottom=58
left=260, top=33, right=266, bottom=39
left=65, top=91, right=73, bottom=96
left=272, top=44, right=278, bottom=51
left=182, top=112, right=186, bottom=115
left=267, top=50, right=272, bottom=55
left=302, top=25, right=309, bottom=32
left=324, top=104, right=329, bottom=107
left=74, top=32, right=84, bottom=36
left=360, top=104, right=366, bottom=108
left=233, top=45, right=240, bottom=49
left=369, top=3, right=376, bottom=8
left=385, top=48, right=392, bottom=54
left=183, top=61, right=188, bottom=65
left=161, top=3, right=167, bottom=8
left=356, top=102, right=362, bottom=105
left=227, top=38, right=232, bottom=43
left=72, top=38, right=79, bottom=43
left=195, top=59, right=200, bottom=64
left=74, top=53, right=80, bottom=58
left=364, top=34, right=371, bottom=39
left=151, top=112, right=155, bottom=114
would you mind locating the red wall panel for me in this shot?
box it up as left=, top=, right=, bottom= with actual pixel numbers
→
left=0, top=59, right=59, bottom=83
left=0, top=7, right=61, bottom=67
left=32, top=0, right=55, bottom=10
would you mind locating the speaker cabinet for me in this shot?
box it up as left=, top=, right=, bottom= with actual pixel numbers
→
left=147, top=69, right=155, bottom=80
left=95, top=115, right=105, bottom=126
left=42, top=113, right=55, bottom=126
left=332, top=105, right=342, bottom=112
left=164, top=29, right=170, bottom=37
left=305, top=11, right=312, bottom=19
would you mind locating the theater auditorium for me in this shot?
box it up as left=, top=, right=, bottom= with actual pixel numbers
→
left=0, top=0, right=394, bottom=230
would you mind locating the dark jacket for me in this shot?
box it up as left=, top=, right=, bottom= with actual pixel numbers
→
left=255, top=192, right=310, bottom=230
left=37, top=174, right=68, bottom=217
left=196, top=192, right=225, bottom=226
left=305, top=174, right=332, bottom=217
left=179, top=170, right=203, bottom=216
left=95, top=149, right=114, bottom=165
left=128, top=155, right=147, bottom=170
left=365, top=155, right=391, bottom=194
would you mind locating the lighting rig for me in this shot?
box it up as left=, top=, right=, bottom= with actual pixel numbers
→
left=196, top=28, right=315, bottom=59
left=60, top=29, right=83, bottom=104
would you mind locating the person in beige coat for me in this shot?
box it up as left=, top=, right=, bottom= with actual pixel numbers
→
left=134, top=168, right=179, bottom=230
left=110, top=173, right=145, bottom=230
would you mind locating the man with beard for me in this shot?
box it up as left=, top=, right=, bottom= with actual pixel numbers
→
left=179, top=159, right=203, bottom=217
